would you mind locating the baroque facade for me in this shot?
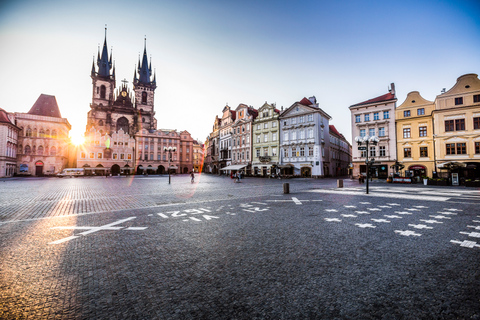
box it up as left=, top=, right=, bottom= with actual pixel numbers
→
left=0, top=108, right=20, bottom=177
left=350, top=84, right=397, bottom=179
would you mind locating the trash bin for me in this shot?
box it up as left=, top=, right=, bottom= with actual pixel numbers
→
left=283, top=183, right=290, bottom=194
left=337, top=179, right=343, bottom=188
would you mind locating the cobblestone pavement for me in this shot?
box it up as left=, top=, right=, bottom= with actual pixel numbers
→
left=0, top=175, right=479, bottom=319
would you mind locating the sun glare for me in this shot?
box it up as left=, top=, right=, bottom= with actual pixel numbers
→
left=71, top=133, right=85, bottom=146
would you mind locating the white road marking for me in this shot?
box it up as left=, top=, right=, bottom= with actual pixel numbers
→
left=384, top=215, right=402, bottom=219
left=460, top=232, right=480, bottom=238
left=48, top=235, right=80, bottom=245
left=356, top=223, right=376, bottom=228
left=408, top=224, right=433, bottom=230
left=325, top=209, right=338, bottom=212
left=308, top=189, right=450, bottom=201
left=395, top=230, right=421, bottom=237
left=292, top=197, right=302, bottom=205
left=325, top=218, right=342, bottom=222
left=429, top=215, right=451, bottom=220
left=395, top=211, right=412, bottom=215
left=450, top=240, right=480, bottom=248
left=341, top=214, right=357, bottom=218
left=371, top=219, right=390, bottom=223
left=420, top=219, right=443, bottom=224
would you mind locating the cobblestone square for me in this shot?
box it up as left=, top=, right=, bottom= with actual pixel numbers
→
left=1, top=176, right=479, bottom=319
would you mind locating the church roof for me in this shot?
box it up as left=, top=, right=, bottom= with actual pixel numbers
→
left=28, top=94, right=62, bottom=118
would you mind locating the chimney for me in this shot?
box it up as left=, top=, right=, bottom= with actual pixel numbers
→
left=389, top=83, right=395, bottom=96
left=308, top=96, right=317, bottom=105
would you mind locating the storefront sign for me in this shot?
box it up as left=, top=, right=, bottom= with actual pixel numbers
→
left=393, top=177, right=411, bottom=183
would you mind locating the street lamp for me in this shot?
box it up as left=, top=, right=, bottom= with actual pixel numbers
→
left=355, top=135, right=379, bottom=194
left=164, top=146, right=177, bottom=184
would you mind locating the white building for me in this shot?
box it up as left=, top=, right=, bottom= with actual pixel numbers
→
left=279, top=97, right=331, bottom=177
left=0, top=108, right=20, bottom=177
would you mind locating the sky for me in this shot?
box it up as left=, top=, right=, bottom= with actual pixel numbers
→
left=0, top=0, right=479, bottom=144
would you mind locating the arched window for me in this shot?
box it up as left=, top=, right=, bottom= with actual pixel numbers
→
left=100, top=85, right=106, bottom=99
left=45, top=146, right=49, bottom=154
left=51, top=130, right=57, bottom=139
left=33, top=128, right=37, bottom=137
left=26, top=128, right=32, bottom=137
left=45, top=129, right=50, bottom=138
left=39, top=129, right=45, bottom=138
left=98, top=120, right=104, bottom=126
left=142, top=91, right=147, bottom=104
left=50, top=146, right=56, bottom=156
left=25, top=145, right=31, bottom=154
left=32, top=146, right=36, bottom=154
left=116, top=117, right=129, bottom=134
left=38, top=146, right=44, bottom=155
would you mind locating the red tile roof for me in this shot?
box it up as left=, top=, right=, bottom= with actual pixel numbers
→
left=350, top=92, right=396, bottom=107
left=299, top=97, right=312, bottom=106
left=329, top=125, right=341, bottom=136
left=0, top=108, right=13, bottom=124
left=28, top=94, right=62, bottom=118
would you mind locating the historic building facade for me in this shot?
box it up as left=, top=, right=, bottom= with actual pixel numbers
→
left=192, top=140, right=204, bottom=173
left=16, top=94, right=71, bottom=176
left=396, top=91, right=435, bottom=178
left=231, top=104, right=257, bottom=174
left=279, top=97, right=331, bottom=177
left=0, top=108, right=20, bottom=177
left=251, top=102, right=280, bottom=176
left=218, top=106, right=236, bottom=170
left=328, top=125, right=352, bottom=177
left=349, top=84, right=397, bottom=179
left=433, top=73, right=480, bottom=179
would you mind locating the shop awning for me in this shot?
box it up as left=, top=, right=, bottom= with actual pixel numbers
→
left=219, top=164, right=247, bottom=171
left=437, top=161, right=467, bottom=169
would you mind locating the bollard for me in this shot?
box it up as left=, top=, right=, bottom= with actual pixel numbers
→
left=283, top=183, right=290, bottom=194
left=337, top=179, right=343, bottom=188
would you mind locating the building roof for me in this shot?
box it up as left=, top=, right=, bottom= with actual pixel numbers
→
left=0, top=108, right=13, bottom=125
left=329, top=125, right=341, bottom=136
left=28, top=94, right=62, bottom=118
left=299, top=97, right=312, bottom=106
left=350, top=92, right=396, bottom=108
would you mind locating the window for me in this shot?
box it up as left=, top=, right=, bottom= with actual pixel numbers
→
left=309, top=147, right=313, bottom=156
left=446, top=143, right=455, bottom=155
left=419, top=126, right=427, bottom=137
left=383, top=111, right=389, bottom=119
left=364, top=114, right=370, bottom=121
left=38, top=146, right=44, bottom=155
left=264, top=148, right=269, bottom=156
left=445, top=120, right=454, bottom=132
left=420, top=147, right=428, bottom=157
left=360, top=129, right=366, bottom=137
left=292, top=131, right=296, bottom=140
left=264, top=122, right=268, bottom=129
left=100, top=85, right=106, bottom=99
left=256, top=149, right=260, bottom=158
left=300, top=130, right=305, bottom=139
left=142, top=91, right=147, bottom=104
left=417, top=108, right=425, bottom=116
left=300, top=147, right=305, bottom=157
left=456, top=143, right=466, bottom=154
left=369, top=128, right=375, bottom=137
left=355, top=114, right=361, bottom=123
left=404, top=110, right=411, bottom=117
left=308, top=128, right=314, bottom=138
left=98, top=153, right=103, bottom=159
left=379, top=146, right=386, bottom=157
left=50, top=147, right=56, bottom=156
left=308, top=114, right=314, bottom=122
left=299, top=116, right=305, bottom=123
left=284, top=132, right=288, bottom=141
left=403, top=128, right=411, bottom=138
left=476, top=142, right=480, bottom=154
left=113, top=153, right=118, bottom=160
left=404, top=148, right=411, bottom=158
left=455, top=97, right=463, bottom=105
left=361, top=150, right=367, bottom=157
left=370, top=147, right=376, bottom=157
left=272, top=148, right=277, bottom=156
left=374, top=112, right=379, bottom=120
left=80, top=151, right=85, bottom=158
left=272, top=121, right=277, bottom=128
left=257, top=124, right=260, bottom=130
left=455, top=119, right=465, bottom=131
left=121, top=154, right=125, bottom=160
left=256, top=135, right=260, bottom=143
left=272, top=133, right=277, bottom=141
left=264, top=134, right=268, bottom=142
left=89, top=152, right=94, bottom=159
left=474, top=117, right=480, bottom=130
left=474, top=95, right=480, bottom=103
left=378, top=127, right=385, bottom=137
left=291, top=118, right=296, bottom=124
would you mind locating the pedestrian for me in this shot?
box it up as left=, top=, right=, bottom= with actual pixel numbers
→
left=190, top=171, right=195, bottom=183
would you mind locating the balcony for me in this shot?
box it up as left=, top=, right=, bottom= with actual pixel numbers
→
left=259, top=156, right=271, bottom=162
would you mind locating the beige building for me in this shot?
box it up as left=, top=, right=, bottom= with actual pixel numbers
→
left=0, top=108, right=20, bottom=177
left=78, top=127, right=135, bottom=175
left=193, top=140, right=204, bottom=173
left=231, top=104, right=258, bottom=174
left=349, top=84, right=397, bottom=179
left=16, top=94, right=71, bottom=176
left=433, top=73, right=480, bottom=179
left=252, top=102, right=280, bottom=176
left=396, top=91, right=436, bottom=178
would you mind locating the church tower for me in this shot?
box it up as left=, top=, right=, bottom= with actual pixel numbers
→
left=133, top=39, right=157, bottom=131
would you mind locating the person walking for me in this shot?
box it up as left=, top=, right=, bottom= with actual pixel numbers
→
left=190, top=171, right=195, bottom=183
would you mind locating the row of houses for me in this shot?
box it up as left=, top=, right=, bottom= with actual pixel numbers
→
left=350, top=73, right=480, bottom=180
left=203, top=97, right=352, bottom=178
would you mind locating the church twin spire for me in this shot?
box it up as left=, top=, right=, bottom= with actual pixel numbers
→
left=134, top=38, right=156, bottom=88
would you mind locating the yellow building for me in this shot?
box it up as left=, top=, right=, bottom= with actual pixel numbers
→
left=433, top=73, right=480, bottom=179
left=396, top=91, right=435, bottom=178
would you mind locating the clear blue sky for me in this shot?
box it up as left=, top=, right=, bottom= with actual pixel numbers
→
left=1, top=0, right=479, bottom=143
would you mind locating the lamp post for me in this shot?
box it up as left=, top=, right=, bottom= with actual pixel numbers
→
left=164, top=146, right=177, bottom=184
left=355, top=135, right=379, bottom=194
